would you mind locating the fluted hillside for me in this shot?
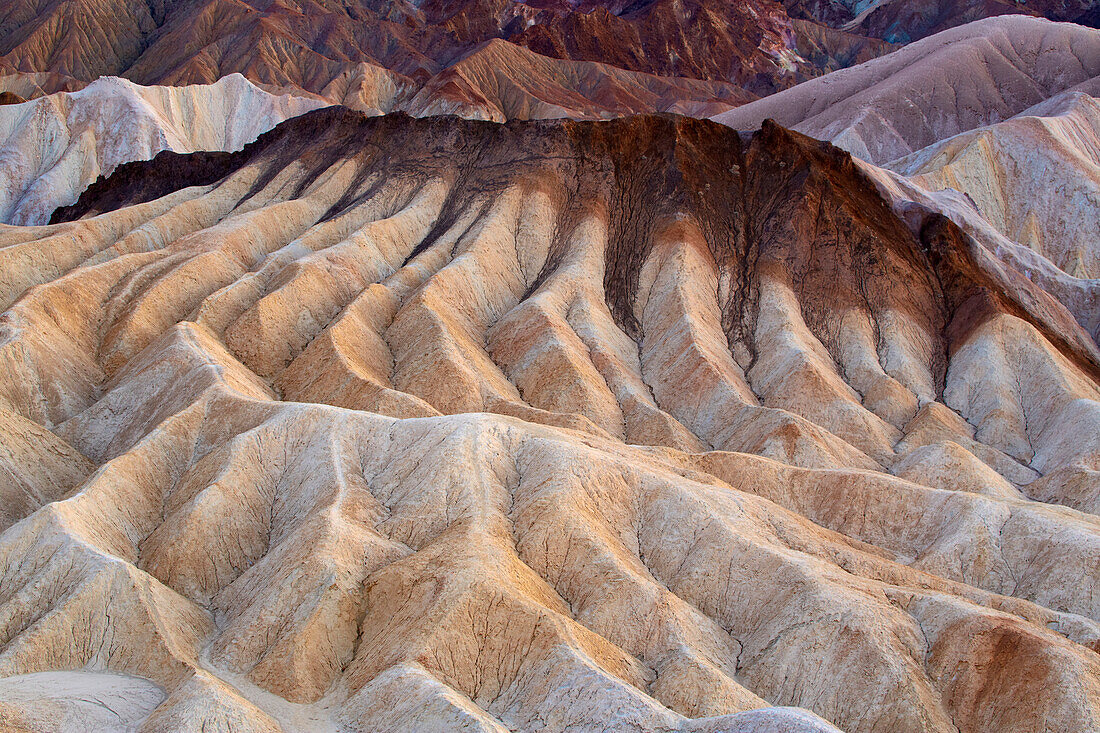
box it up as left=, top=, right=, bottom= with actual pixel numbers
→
left=0, top=74, right=325, bottom=225
left=1, top=109, right=1099, bottom=732
left=713, top=17, right=1100, bottom=164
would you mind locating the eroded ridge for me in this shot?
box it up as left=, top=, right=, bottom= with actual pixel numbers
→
left=1, top=108, right=1099, bottom=733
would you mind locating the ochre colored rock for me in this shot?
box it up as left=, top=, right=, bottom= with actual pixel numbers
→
left=1, top=110, right=1099, bottom=733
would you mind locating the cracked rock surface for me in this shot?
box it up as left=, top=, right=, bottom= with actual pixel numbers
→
left=1, top=108, right=1099, bottom=732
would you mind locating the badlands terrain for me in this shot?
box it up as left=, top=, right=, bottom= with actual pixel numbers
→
left=0, top=5, right=1098, bottom=733
left=715, top=15, right=1100, bottom=343
left=0, top=0, right=1083, bottom=118
left=0, top=74, right=324, bottom=225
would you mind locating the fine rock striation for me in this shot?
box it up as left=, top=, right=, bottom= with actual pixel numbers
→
left=0, top=73, right=325, bottom=225
left=3, top=0, right=1089, bottom=133
left=0, top=0, right=811, bottom=95
left=866, top=88, right=1100, bottom=343
left=712, top=16, right=1100, bottom=164
left=1, top=108, right=1099, bottom=732
left=712, top=16, right=1100, bottom=350
left=890, top=90, right=1100, bottom=282
left=0, top=0, right=906, bottom=116
left=783, top=0, right=1099, bottom=42
left=395, top=39, right=756, bottom=122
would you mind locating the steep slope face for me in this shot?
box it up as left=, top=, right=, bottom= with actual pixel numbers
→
left=3, top=109, right=1100, bottom=732
left=0, top=0, right=891, bottom=122
left=784, top=0, right=1098, bottom=41
left=0, top=47, right=749, bottom=223
left=0, top=0, right=815, bottom=98
left=0, top=74, right=325, bottom=225
left=848, top=0, right=1043, bottom=43
left=713, top=16, right=1100, bottom=164
left=0, top=0, right=168, bottom=80
left=891, top=91, right=1100, bottom=282
left=3, top=40, right=750, bottom=127
left=0, top=70, right=85, bottom=100
left=846, top=0, right=1041, bottom=42
left=788, top=18, right=899, bottom=74
left=841, top=88, right=1100, bottom=345
left=3, top=0, right=1088, bottom=125
left=784, top=0, right=1024, bottom=38
left=399, top=39, right=755, bottom=121
left=503, top=0, right=808, bottom=94
left=713, top=16, right=1100, bottom=352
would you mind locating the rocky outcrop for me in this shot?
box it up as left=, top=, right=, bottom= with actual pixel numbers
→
left=892, top=91, right=1100, bottom=282
left=712, top=17, right=1100, bottom=355
left=0, top=74, right=325, bottom=225
left=2, top=109, right=1099, bottom=732
left=863, top=90, right=1100, bottom=344
left=0, top=0, right=909, bottom=120
left=504, top=0, right=809, bottom=93
left=3, top=0, right=1088, bottom=135
left=0, top=45, right=751, bottom=224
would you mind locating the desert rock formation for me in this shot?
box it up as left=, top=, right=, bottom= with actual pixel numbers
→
left=714, top=16, right=1100, bottom=349
left=3, top=0, right=1091, bottom=136
left=784, top=0, right=1099, bottom=41
left=891, top=90, right=1100, bottom=282
left=395, top=39, right=756, bottom=122
left=1, top=108, right=1099, bottom=732
left=0, top=0, right=810, bottom=95
left=713, top=16, right=1100, bottom=164
left=0, top=74, right=325, bottom=225
left=0, top=0, right=909, bottom=117
left=864, top=88, right=1100, bottom=341
left=10, top=0, right=1082, bottom=132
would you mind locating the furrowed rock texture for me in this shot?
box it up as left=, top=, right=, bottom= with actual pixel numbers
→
left=783, top=0, right=1099, bottom=41
left=0, top=71, right=86, bottom=100
left=872, top=89, right=1100, bottom=342
left=395, top=39, right=756, bottom=122
left=713, top=15, right=1100, bottom=348
left=4, top=0, right=1085, bottom=128
left=0, top=0, right=809, bottom=92
left=0, top=74, right=325, bottom=225
left=891, top=91, right=1100, bottom=282
left=0, top=10, right=765, bottom=124
left=2, top=109, right=1100, bottom=733
left=0, top=0, right=910, bottom=119
left=713, top=16, right=1100, bottom=165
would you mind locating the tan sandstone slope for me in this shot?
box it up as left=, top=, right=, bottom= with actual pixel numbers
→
left=0, top=109, right=1099, bottom=732
left=892, top=91, right=1100, bottom=281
